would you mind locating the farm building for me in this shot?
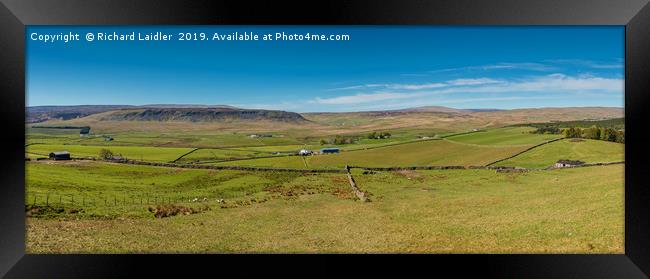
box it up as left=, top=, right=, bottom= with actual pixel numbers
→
left=249, top=134, right=273, bottom=138
left=554, top=160, right=585, bottom=168
left=320, top=148, right=340, bottom=154
left=49, top=151, right=71, bottom=160
left=108, top=155, right=124, bottom=161
left=299, top=149, right=313, bottom=156
left=79, top=127, right=90, bottom=137
left=104, top=136, right=114, bottom=141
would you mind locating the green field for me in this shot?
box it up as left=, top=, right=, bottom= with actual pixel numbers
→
left=211, top=155, right=310, bottom=169
left=25, top=122, right=625, bottom=253
left=27, top=144, right=193, bottom=162
left=174, top=148, right=277, bottom=163
left=26, top=161, right=623, bottom=253
left=26, top=161, right=348, bottom=218
left=445, top=127, right=562, bottom=146
left=494, top=139, right=625, bottom=168
left=211, top=139, right=530, bottom=169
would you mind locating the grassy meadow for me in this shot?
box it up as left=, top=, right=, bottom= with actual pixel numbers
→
left=25, top=119, right=625, bottom=253
left=445, top=127, right=562, bottom=145
left=211, top=139, right=531, bottom=169
left=494, top=139, right=625, bottom=168
left=26, top=162, right=623, bottom=253
left=27, top=144, right=194, bottom=162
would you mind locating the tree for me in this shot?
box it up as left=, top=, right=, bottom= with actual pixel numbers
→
left=581, top=126, right=598, bottom=139
left=319, top=139, right=328, bottom=145
left=380, top=132, right=392, bottom=138
left=564, top=127, right=582, bottom=138
left=602, top=128, right=617, bottom=142
left=615, top=130, right=625, bottom=143
left=590, top=126, right=601, bottom=140
left=334, top=135, right=343, bottom=145
left=582, top=125, right=601, bottom=140
left=367, top=132, right=377, bottom=139
left=574, top=127, right=583, bottom=138
left=99, top=148, right=114, bottom=160
left=533, top=126, right=560, bottom=134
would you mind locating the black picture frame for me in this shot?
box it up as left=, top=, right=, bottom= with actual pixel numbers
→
left=1, top=0, right=649, bottom=278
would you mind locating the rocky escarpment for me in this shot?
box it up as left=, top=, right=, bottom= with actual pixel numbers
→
left=101, top=108, right=308, bottom=123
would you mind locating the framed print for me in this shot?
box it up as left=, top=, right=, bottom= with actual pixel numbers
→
left=1, top=0, right=649, bottom=278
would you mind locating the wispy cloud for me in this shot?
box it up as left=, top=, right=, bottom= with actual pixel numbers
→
left=429, top=62, right=556, bottom=73
left=327, top=82, right=446, bottom=91
left=447, top=78, right=504, bottom=86
left=477, top=62, right=556, bottom=71
left=327, top=78, right=502, bottom=92
left=545, top=59, right=623, bottom=69
left=398, top=59, right=621, bottom=78
left=310, top=92, right=430, bottom=105
left=312, top=74, right=622, bottom=106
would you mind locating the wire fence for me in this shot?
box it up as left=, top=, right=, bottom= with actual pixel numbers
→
left=25, top=192, right=225, bottom=209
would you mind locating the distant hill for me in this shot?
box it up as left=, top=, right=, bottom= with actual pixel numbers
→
left=465, top=108, right=504, bottom=113
left=26, top=105, right=135, bottom=123
left=26, top=104, right=291, bottom=123
left=394, top=106, right=473, bottom=114
left=28, top=105, right=623, bottom=135
left=141, top=104, right=239, bottom=109
left=99, top=107, right=308, bottom=123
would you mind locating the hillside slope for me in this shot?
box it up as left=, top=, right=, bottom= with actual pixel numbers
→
left=99, top=108, right=308, bottom=123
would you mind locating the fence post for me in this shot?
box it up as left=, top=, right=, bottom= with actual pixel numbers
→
left=46, top=194, right=49, bottom=206
left=82, top=196, right=85, bottom=207
left=33, top=194, right=37, bottom=206
left=60, top=195, right=62, bottom=206
left=114, top=196, right=117, bottom=206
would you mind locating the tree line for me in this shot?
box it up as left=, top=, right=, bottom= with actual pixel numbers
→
left=320, top=135, right=358, bottom=145
left=367, top=131, right=391, bottom=139
left=319, top=131, right=392, bottom=145
left=531, top=126, right=624, bottom=143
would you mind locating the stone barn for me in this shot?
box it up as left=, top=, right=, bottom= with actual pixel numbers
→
left=554, top=160, right=585, bottom=168
left=320, top=148, right=340, bottom=154
left=79, top=127, right=91, bottom=137
left=49, top=151, right=71, bottom=160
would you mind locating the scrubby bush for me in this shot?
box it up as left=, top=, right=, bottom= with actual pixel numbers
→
left=531, top=126, right=560, bottom=134
left=333, top=135, right=356, bottom=145
left=367, top=131, right=392, bottom=139
left=99, top=148, right=114, bottom=160
left=148, top=204, right=210, bottom=218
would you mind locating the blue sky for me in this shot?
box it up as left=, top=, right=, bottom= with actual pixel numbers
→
left=27, top=26, right=624, bottom=112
